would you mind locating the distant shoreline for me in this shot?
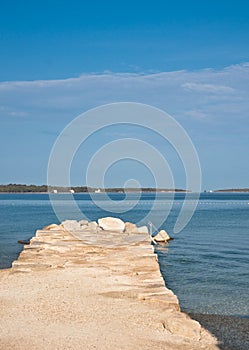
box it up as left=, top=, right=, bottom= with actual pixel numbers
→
left=214, top=189, right=249, bottom=192
left=0, top=190, right=188, bottom=194
left=0, top=184, right=188, bottom=193
left=1, top=184, right=249, bottom=193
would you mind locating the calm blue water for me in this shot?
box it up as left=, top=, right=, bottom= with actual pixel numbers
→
left=0, top=192, right=248, bottom=318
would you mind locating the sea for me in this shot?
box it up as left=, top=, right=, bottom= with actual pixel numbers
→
left=0, top=192, right=248, bottom=322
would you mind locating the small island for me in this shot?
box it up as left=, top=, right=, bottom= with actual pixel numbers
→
left=214, top=188, right=249, bottom=192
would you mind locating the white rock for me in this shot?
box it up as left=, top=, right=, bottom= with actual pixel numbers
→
left=43, top=224, right=61, bottom=231
left=61, top=220, right=81, bottom=231
left=125, top=222, right=138, bottom=234
left=79, top=220, right=88, bottom=226
left=98, top=217, right=125, bottom=232
left=137, top=226, right=149, bottom=234
left=87, top=221, right=98, bottom=231
left=153, top=229, right=171, bottom=242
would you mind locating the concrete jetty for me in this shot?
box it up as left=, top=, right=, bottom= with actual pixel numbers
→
left=0, top=221, right=219, bottom=350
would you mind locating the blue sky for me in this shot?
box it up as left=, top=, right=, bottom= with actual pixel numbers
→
left=1, top=0, right=249, bottom=79
left=0, top=0, right=249, bottom=190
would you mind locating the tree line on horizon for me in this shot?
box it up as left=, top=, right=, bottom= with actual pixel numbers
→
left=0, top=184, right=89, bottom=193
left=0, top=184, right=188, bottom=193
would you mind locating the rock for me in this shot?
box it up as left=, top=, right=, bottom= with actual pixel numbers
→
left=137, top=226, right=149, bottom=234
left=98, top=217, right=125, bottom=232
left=43, top=224, right=61, bottom=231
left=17, top=240, right=30, bottom=245
left=61, top=220, right=81, bottom=231
left=153, top=229, right=172, bottom=242
left=162, top=311, right=202, bottom=341
left=87, top=221, right=99, bottom=231
left=79, top=220, right=88, bottom=226
left=125, top=222, right=139, bottom=234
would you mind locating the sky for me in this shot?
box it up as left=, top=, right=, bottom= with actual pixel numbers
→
left=0, top=0, right=249, bottom=190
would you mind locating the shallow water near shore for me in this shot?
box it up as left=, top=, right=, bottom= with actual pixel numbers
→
left=0, top=192, right=248, bottom=345
left=155, top=194, right=249, bottom=318
left=188, top=313, right=249, bottom=350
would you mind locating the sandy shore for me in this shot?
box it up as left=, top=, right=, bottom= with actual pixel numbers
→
left=0, top=224, right=219, bottom=350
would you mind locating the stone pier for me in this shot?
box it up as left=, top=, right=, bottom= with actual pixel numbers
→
left=0, top=222, right=219, bottom=350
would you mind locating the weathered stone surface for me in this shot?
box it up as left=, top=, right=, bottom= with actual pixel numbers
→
left=124, top=222, right=138, bottom=234
left=4, top=219, right=219, bottom=350
left=162, top=310, right=202, bottom=341
left=153, top=229, right=171, bottom=242
left=98, top=217, right=125, bottom=232
left=137, top=226, right=149, bottom=234
left=61, top=220, right=81, bottom=231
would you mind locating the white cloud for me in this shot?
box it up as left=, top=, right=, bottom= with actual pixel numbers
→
left=1, top=62, right=249, bottom=188
left=182, top=82, right=234, bottom=94
left=0, top=62, right=248, bottom=126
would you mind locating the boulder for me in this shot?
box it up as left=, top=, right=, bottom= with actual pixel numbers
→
left=137, top=226, right=149, bottom=234
left=17, top=240, right=30, bottom=245
left=87, top=221, right=99, bottom=231
left=61, top=220, right=81, bottom=232
left=79, top=220, right=89, bottom=226
left=98, top=217, right=125, bottom=232
left=162, top=310, right=202, bottom=341
left=124, top=222, right=139, bottom=234
left=153, top=229, right=172, bottom=242
left=43, top=224, right=61, bottom=231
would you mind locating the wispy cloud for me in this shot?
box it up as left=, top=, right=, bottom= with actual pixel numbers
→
left=0, top=62, right=248, bottom=126
left=1, top=62, right=249, bottom=188
left=182, top=82, right=234, bottom=94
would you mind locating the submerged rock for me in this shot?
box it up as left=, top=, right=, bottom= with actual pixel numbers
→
left=17, top=240, right=30, bottom=245
left=98, top=217, right=125, bottom=232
